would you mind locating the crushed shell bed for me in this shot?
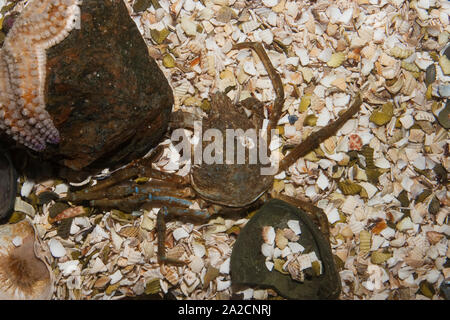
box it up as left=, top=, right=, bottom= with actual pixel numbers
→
left=3, top=0, right=450, bottom=300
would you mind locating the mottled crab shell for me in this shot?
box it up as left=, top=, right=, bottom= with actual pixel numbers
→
left=0, top=219, right=53, bottom=300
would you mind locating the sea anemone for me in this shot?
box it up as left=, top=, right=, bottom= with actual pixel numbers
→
left=0, top=219, right=53, bottom=299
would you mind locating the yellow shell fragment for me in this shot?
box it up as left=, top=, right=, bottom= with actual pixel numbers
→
left=304, top=114, right=317, bottom=126
left=150, top=28, right=170, bottom=44
left=105, top=282, right=120, bottom=295
left=401, top=60, right=420, bottom=73
left=338, top=180, right=362, bottom=195
left=389, top=46, right=413, bottom=59
left=298, top=95, right=311, bottom=112
left=439, top=55, right=450, bottom=75
left=300, top=67, right=314, bottom=83
left=144, top=278, right=161, bottom=295
left=369, top=102, right=394, bottom=126
left=311, top=261, right=321, bottom=276
left=370, top=251, right=392, bottom=264
left=273, top=258, right=289, bottom=275
left=426, top=84, right=433, bottom=100
left=327, top=52, right=346, bottom=68
left=273, top=180, right=285, bottom=193
left=162, top=54, right=176, bottom=68
left=359, top=230, right=371, bottom=254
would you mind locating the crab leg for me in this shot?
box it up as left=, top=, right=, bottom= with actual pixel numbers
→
left=88, top=193, right=198, bottom=212
left=278, top=93, right=362, bottom=172
left=232, top=42, right=285, bottom=142
left=65, top=165, right=189, bottom=202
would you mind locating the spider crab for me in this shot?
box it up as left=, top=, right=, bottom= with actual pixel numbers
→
left=63, top=42, right=362, bottom=264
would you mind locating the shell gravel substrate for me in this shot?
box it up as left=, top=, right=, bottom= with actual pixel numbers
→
left=1, top=0, right=449, bottom=301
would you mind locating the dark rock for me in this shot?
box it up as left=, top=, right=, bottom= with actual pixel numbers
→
left=230, top=199, right=341, bottom=300
left=0, top=148, right=17, bottom=222
left=440, top=279, right=450, bottom=300
left=133, top=0, right=153, bottom=12
left=42, top=0, right=173, bottom=177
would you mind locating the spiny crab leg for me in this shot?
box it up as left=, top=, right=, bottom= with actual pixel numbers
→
left=278, top=93, right=363, bottom=173
left=65, top=158, right=188, bottom=201
left=66, top=180, right=194, bottom=202
left=232, top=42, right=285, bottom=142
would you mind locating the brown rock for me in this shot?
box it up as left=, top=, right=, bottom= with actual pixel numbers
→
left=43, top=0, right=173, bottom=176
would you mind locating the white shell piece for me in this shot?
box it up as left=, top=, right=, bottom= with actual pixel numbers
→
left=54, top=183, right=69, bottom=195
left=192, top=241, right=206, bottom=258
left=180, top=16, right=197, bottom=36
left=318, top=48, right=333, bottom=62
left=216, top=279, right=231, bottom=291
left=262, top=226, right=276, bottom=245
left=380, top=227, right=396, bottom=240
left=317, top=172, right=329, bottom=190
left=48, top=238, right=66, bottom=258
left=374, top=157, right=391, bottom=169
left=20, top=180, right=35, bottom=198
left=14, top=197, right=35, bottom=217
left=12, top=236, right=22, bottom=247
left=399, top=114, right=414, bottom=129
left=261, top=243, right=274, bottom=258
left=360, top=182, right=378, bottom=199
left=287, top=220, right=301, bottom=235
left=273, top=247, right=282, bottom=259
left=265, top=261, right=274, bottom=271
left=189, top=256, right=204, bottom=274
left=295, top=47, right=310, bottom=66
left=281, top=246, right=292, bottom=258
left=173, top=227, right=189, bottom=241
left=109, top=270, right=123, bottom=285
left=426, top=269, right=441, bottom=284
left=110, top=228, right=123, bottom=251
left=89, top=257, right=108, bottom=274
left=297, top=254, right=312, bottom=270
left=288, top=242, right=305, bottom=254
left=69, top=223, right=80, bottom=235
left=258, top=29, right=274, bottom=45
left=326, top=208, right=341, bottom=224
left=262, top=0, right=279, bottom=7
left=219, top=258, right=230, bottom=274
left=397, top=217, right=414, bottom=231
left=58, top=260, right=79, bottom=277
left=317, top=108, right=331, bottom=126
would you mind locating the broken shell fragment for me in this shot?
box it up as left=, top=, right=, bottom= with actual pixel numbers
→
left=371, top=251, right=392, bottom=264
left=275, top=229, right=288, bottom=250
left=369, top=102, right=394, bottom=126
left=48, top=238, right=66, bottom=258
left=0, top=219, right=53, bottom=299
left=439, top=55, right=450, bottom=75
left=389, top=47, right=412, bottom=59
left=359, top=230, right=371, bottom=254
left=262, top=226, right=275, bottom=245
left=287, top=220, right=301, bottom=235
left=327, top=52, right=346, bottom=68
